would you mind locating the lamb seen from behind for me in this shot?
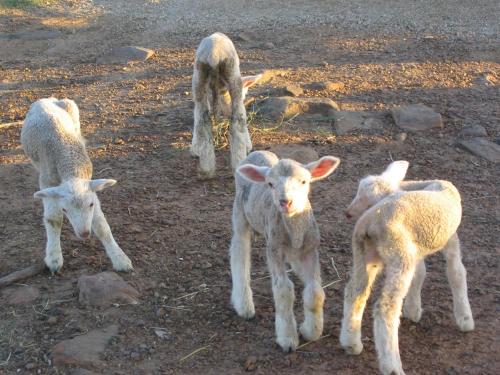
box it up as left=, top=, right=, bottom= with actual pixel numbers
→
left=191, top=32, right=262, bottom=178
left=340, top=161, right=474, bottom=375
left=21, top=98, right=133, bottom=273
left=230, top=150, right=340, bottom=351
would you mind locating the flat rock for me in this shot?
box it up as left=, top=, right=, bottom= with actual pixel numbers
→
left=96, top=46, right=154, bottom=64
left=391, top=104, right=443, bottom=132
left=283, top=84, right=303, bottom=97
left=460, top=125, right=487, bottom=137
left=51, top=325, right=118, bottom=367
left=333, top=111, right=383, bottom=135
left=78, top=272, right=140, bottom=307
left=459, top=138, right=500, bottom=163
left=304, top=81, right=345, bottom=92
left=257, top=97, right=339, bottom=122
left=3, top=285, right=40, bottom=305
left=269, top=145, right=319, bottom=164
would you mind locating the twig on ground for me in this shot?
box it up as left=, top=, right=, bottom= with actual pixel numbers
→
left=0, top=121, right=22, bottom=129
left=0, top=262, right=46, bottom=289
left=179, top=344, right=212, bottom=363
left=296, top=334, right=331, bottom=350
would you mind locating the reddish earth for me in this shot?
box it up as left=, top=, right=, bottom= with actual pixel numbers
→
left=0, top=1, right=499, bottom=374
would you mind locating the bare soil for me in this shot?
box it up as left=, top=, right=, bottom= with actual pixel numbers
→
left=0, top=1, right=499, bottom=374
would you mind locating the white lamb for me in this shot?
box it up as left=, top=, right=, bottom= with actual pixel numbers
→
left=21, top=98, right=133, bottom=273
left=191, top=32, right=262, bottom=178
left=230, top=150, right=340, bottom=351
left=340, top=160, right=474, bottom=375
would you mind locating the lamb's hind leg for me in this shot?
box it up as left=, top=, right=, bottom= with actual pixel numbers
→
left=42, top=198, right=64, bottom=273
left=403, top=259, right=426, bottom=322
left=340, top=242, right=381, bottom=355
left=230, top=207, right=255, bottom=319
left=374, top=256, right=416, bottom=375
left=227, top=72, right=251, bottom=170
left=443, top=233, right=474, bottom=331
left=92, top=199, right=133, bottom=272
left=191, top=64, right=216, bottom=178
left=291, top=250, right=324, bottom=342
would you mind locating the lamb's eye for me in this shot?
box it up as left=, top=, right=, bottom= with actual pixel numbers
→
left=62, top=208, right=66, bottom=213
left=89, top=203, right=94, bottom=208
left=268, top=182, right=273, bottom=188
left=302, top=180, right=306, bottom=185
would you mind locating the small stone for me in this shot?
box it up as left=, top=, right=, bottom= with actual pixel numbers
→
left=460, top=125, right=487, bottom=137
left=130, top=351, right=141, bottom=361
left=47, top=316, right=58, bottom=325
left=237, top=32, right=253, bottom=42
left=256, top=97, right=339, bottom=122
left=333, top=111, right=382, bottom=135
left=473, top=73, right=497, bottom=87
left=155, top=307, right=166, bottom=317
left=3, top=285, right=40, bottom=305
left=394, top=132, right=408, bottom=142
left=244, top=356, right=257, bottom=371
left=77, top=272, right=140, bottom=307
left=25, top=363, right=37, bottom=370
left=283, top=84, right=303, bottom=97
left=96, top=46, right=154, bottom=65
left=201, top=261, right=213, bottom=269
left=459, top=138, right=500, bottom=163
left=263, top=41, right=275, bottom=49
left=51, top=325, right=118, bottom=367
left=114, top=138, right=125, bottom=145
left=270, top=145, right=319, bottom=164
left=391, top=104, right=443, bottom=132
left=305, top=81, right=344, bottom=91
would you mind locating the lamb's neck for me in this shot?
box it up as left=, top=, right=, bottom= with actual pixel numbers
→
left=281, top=207, right=314, bottom=249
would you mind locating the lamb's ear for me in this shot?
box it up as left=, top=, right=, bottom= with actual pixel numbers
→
left=381, top=161, right=409, bottom=183
left=89, top=179, right=117, bottom=192
left=237, top=164, right=270, bottom=183
left=242, top=74, right=263, bottom=89
left=306, top=156, right=341, bottom=182
left=34, top=186, right=65, bottom=199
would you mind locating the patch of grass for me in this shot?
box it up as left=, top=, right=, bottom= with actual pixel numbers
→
left=0, top=0, right=56, bottom=9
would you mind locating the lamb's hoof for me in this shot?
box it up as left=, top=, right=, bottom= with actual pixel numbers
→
left=277, top=334, right=299, bottom=353
left=112, top=255, right=134, bottom=272
left=456, top=314, right=475, bottom=332
left=232, top=295, right=255, bottom=320
left=299, top=321, right=322, bottom=342
left=45, top=255, right=63, bottom=274
left=197, top=169, right=216, bottom=180
left=403, top=303, right=422, bottom=323
left=380, top=364, right=406, bottom=375
left=342, top=342, right=363, bottom=355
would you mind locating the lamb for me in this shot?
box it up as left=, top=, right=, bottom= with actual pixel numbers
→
left=340, top=160, right=474, bottom=375
left=230, top=150, right=340, bottom=351
left=21, top=97, right=133, bottom=273
left=191, top=32, right=262, bottom=178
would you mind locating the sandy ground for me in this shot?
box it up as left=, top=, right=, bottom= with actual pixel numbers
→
left=0, top=1, right=499, bottom=374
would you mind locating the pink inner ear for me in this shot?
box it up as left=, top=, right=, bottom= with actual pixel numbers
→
left=239, top=166, right=266, bottom=182
left=311, top=159, right=335, bottom=178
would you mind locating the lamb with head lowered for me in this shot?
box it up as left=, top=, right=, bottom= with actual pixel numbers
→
left=191, top=32, right=262, bottom=178
left=340, top=160, right=474, bottom=375
left=230, top=150, right=340, bottom=351
left=21, top=97, right=133, bottom=273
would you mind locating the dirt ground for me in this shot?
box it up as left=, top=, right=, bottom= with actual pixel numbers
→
left=0, top=1, right=499, bottom=374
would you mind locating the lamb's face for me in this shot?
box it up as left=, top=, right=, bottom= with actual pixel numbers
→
left=34, top=178, right=117, bottom=239
left=345, top=160, right=410, bottom=220
left=345, top=176, right=394, bottom=220
left=237, top=155, right=340, bottom=217
left=266, top=160, right=313, bottom=216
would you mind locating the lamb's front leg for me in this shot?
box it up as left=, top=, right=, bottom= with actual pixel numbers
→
left=291, top=250, right=325, bottom=341
left=92, top=199, right=133, bottom=271
left=340, top=244, right=381, bottom=355
left=228, top=78, right=251, bottom=170
left=230, top=210, right=255, bottom=319
left=268, top=247, right=298, bottom=352
left=42, top=198, right=64, bottom=273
